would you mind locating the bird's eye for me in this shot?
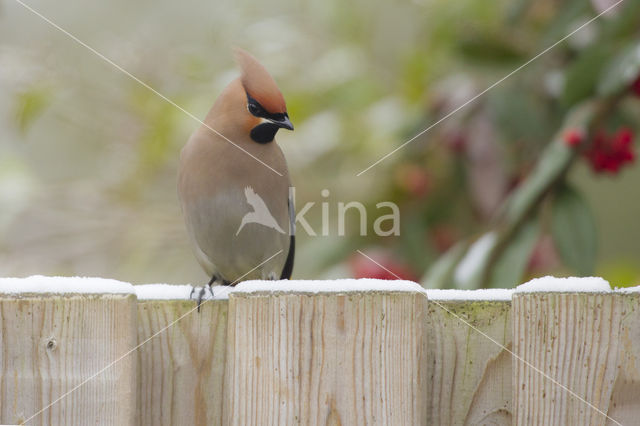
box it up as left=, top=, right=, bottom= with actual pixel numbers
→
left=248, top=102, right=260, bottom=116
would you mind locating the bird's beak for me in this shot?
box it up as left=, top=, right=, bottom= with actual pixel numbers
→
left=270, top=114, right=294, bottom=131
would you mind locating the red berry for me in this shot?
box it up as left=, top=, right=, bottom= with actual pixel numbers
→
left=613, top=128, right=633, bottom=149
left=604, top=158, right=620, bottom=173
left=591, top=152, right=608, bottom=172
left=592, top=131, right=607, bottom=151
left=564, top=129, right=583, bottom=147
left=620, top=149, right=635, bottom=163
left=628, top=150, right=636, bottom=163
left=582, top=127, right=636, bottom=175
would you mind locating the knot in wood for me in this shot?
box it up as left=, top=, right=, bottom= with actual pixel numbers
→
left=46, top=337, right=57, bottom=351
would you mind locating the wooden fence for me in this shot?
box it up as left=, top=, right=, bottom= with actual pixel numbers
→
left=1, top=280, right=639, bottom=425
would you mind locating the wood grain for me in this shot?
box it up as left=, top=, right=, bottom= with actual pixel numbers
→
left=426, top=300, right=512, bottom=425
left=0, top=294, right=137, bottom=425
left=606, top=293, right=640, bottom=425
left=4, top=287, right=640, bottom=425
left=136, top=299, right=228, bottom=426
left=512, top=292, right=640, bottom=425
left=224, top=291, right=428, bottom=425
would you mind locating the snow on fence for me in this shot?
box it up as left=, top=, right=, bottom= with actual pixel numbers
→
left=1, top=276, right=639, bottom=425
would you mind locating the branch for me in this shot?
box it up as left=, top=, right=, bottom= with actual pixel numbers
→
left=422, top=93, right=627, bottom=289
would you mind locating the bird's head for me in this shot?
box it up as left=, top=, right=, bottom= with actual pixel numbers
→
left=222, top=48, right=294, bottom=144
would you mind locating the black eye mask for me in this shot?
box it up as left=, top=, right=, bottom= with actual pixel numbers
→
left=246, top=93, right=293, bottom=143
left=247, top=94, right=286, bottom=121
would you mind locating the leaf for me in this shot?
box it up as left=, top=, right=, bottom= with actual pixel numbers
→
left=453, top=233, right=498, bottom=289
left=457, top=31, right=525, bottom=65
left=400, top=212, right=433, bottom=272
left=489, top=218, right=539, bottom=288
left=489, top=87, right=550, bottom=144
left=551, top=185, right=598, bottom=275
left=504, top=135, right=572, bottom=222
left=597, top=42, right=640, bottom=96
left=503, top=101, right=597, bottom=223
left=13, top=86, right=52, bottom=134
left=542, top=0, right=593, bottom=45
left=562, top=45, right=612, bottom=107
left=421, top=241, right=467, bottom=289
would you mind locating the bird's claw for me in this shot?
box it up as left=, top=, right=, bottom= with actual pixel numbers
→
left=190, top=285, right=214, bottom=312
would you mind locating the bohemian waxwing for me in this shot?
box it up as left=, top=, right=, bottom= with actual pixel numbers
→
left=178, top=48, right=295, bottom=308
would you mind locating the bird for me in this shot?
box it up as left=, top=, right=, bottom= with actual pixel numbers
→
left=236, top=186, right=286, bottom=236
left=178, top=48, right=295, bottom=309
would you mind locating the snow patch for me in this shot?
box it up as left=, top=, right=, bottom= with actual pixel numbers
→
left=614, top=285, right=640, bottom=294
left=232, top=279, right=425, bottom=295
left=135, top=284, right=231, bottom=300
left=0, top=275, right=134, bottom=295
left=515, top=276, right=611, bottom=293
left=135, top=284, right=193, bottom=300
left=427, top=288, right=513, bottom=301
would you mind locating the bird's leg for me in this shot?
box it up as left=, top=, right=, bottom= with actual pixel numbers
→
left=206, top=274, right=217, bottom=296
left=192, top=276, right=235, bottom=312
left=195, top=274, right=219, bottom=313
left=196, top=287, right=207, bottom=313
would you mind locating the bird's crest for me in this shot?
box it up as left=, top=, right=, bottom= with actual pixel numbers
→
left=234, top=48, right=287, bottom=114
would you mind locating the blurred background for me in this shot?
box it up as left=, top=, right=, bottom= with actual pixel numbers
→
left=1, top=0, right=639, bottom=287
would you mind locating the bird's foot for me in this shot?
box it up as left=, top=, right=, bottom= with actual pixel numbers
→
left=190, top=284, right=215, bottom=313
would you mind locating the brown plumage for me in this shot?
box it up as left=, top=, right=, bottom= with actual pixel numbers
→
left=178, top=49, right=295, bottom=300
left=234, top=48, right=287, bottom=114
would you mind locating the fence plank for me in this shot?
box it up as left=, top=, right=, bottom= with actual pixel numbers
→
left=426, top=300, right=512, bottom=425
left=136, top=299, right=228, bottom=426
left=224, top=291, right=428, bottom=425
left=512, top=292, right=640, bottom=425
left=0, top=294, right=137, bottom=425
left=4, top=280, right=640, bottom=426
left=606, top=293, right=640, bottom=425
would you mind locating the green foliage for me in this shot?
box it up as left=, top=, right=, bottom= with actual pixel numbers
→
left=489, top=87, right=551, bottom=146
left=422, top=242, right=467, bottom=289
left=504, top=130, right=573, bottom=223
left=599, top=261, right=640, bottom=288
left=13, top=86, right=52, bottom=134
left=489, top=218, right=539, bottom=287
left=551, top=184, right=597, bottom=276
left=458, top=30, right=526, bottom=66
left=563, top=46, right=612, bottom=107
left=400, top=52, right=432, bottom=103
left=598, top=42, right=640, bottom=96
